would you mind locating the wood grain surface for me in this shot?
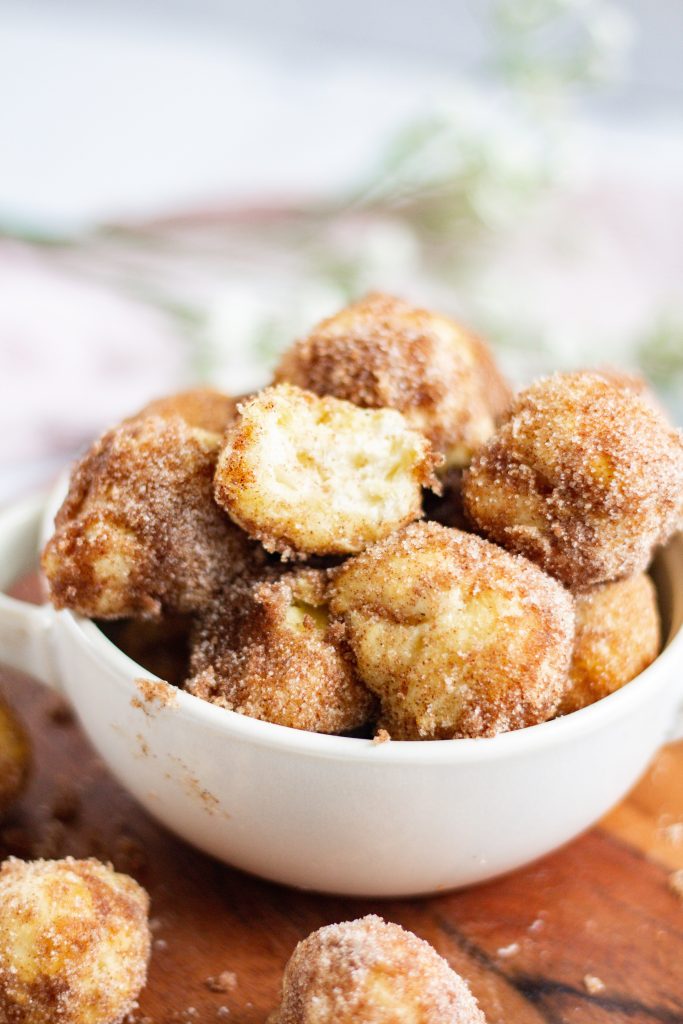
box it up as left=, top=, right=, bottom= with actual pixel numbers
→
left=1, top=577, right=682, bottom=1024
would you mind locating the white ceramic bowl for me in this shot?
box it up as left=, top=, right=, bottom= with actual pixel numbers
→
left=0, top=488, right=682, bottom=897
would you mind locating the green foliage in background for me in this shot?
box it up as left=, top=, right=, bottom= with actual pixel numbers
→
left=2, top=0, right=682, bottom=406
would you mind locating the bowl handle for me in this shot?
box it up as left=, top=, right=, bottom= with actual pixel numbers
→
left=0, top=493, right=61, bottom=691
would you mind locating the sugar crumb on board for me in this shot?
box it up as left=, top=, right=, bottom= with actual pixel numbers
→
left=659, top=821, right=683, bottom=845
left=496, top=942, right=520, bottom=958
left=669, top=868, right=683, bottom=900
left=372, top=728, right=391, bottom=745
left=205, top=970, right=238, bottom=993
left=170, top=1009, right=200, bottom=1022
left=584, top=974, right=606, bottom=994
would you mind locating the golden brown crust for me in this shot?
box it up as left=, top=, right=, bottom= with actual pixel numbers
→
left=186, top=567, right=376, bottom=733
left=561, top=573, right=661, bottom=714
left=269, top=915, right=486, bottom=1024
left=133, top=387, right=237, bottom=434
left=0, top=857, right=150, bottom=1024
left=42, top=415, right=263, bottom=619
left=330, top=521, right=575, bottom=739
left=214, top=383, right=439, bottom=558
left=462, top=372, right=683, bottom=591
left=275, top=292, right=511, bottom=469
left=0, top=696, right=31, bottom=817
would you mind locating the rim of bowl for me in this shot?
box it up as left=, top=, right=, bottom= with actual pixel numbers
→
left=44, top=475, right=683, bottom=764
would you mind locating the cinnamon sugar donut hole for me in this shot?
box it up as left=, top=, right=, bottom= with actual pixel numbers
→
left=42, top=415, right=262, bottom=620
left=588, top=367, right=665, bottom=416
left=187, top=567, right=375, bottom=733
left=269, top=915, right=485, bottom=1024
left=275, top=292, right=510, bottom=470
left=0, top=857, right=150, bottom=1024
left=0, top=696, right=30, bottom=817
left=561, top=573, right=660, bottom=714
left=330, top=521, right=574, bottom=740
left=463, top=372, right=683, bottom=591
left=134, top=387, right=237, bottom=434
left=214, top=384, right=438, bottom=559
left=591, top=370, right=683, bottom=533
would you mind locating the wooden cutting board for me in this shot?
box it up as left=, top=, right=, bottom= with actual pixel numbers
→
left=1, top=576, right=682, bottom=1024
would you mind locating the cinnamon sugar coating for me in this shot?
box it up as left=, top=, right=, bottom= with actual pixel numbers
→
left=588, top=366, right=670, bottom=418
left=561, top=573, right=660, bottom=714
left=269, top=915, right=486, bottom=1024
left=42, top=415, right=263, bottom=619
left=462, top=372, right=683, bottom=591
left=134, top=387, right=237, bottom=434
left=592, top=370, right=683, bottom=531
left=330, top=521, right=575, bottom=739
left=0, top=857, right=151, bottom=1024
left=0, top=696, right=31, bottom=817
left=186, top=567, right=375, bottom=733
left=214, top=383, right=439, bottom=558
left=275, top=292, right=511, bottom=469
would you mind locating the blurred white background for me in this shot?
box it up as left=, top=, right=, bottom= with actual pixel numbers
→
left=3, top=0, right=683, bottom=229
left=1, top=0, right=682, bottom=500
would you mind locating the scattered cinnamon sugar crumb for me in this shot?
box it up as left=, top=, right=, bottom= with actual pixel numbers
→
left=497, top=942, right=520, bottom=958
left=136, top=733, right=150, bottom=758
left=373, top=728, right=391, bottom=745
left=132, top=678, right=180, bottom=713
left=205, top=971, right=238, bottom=993
left=660, top=822, right=683, bottom=846
left=584, top=975, right=606, bottom=995
left=669, top=869, right=683, bottom=900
